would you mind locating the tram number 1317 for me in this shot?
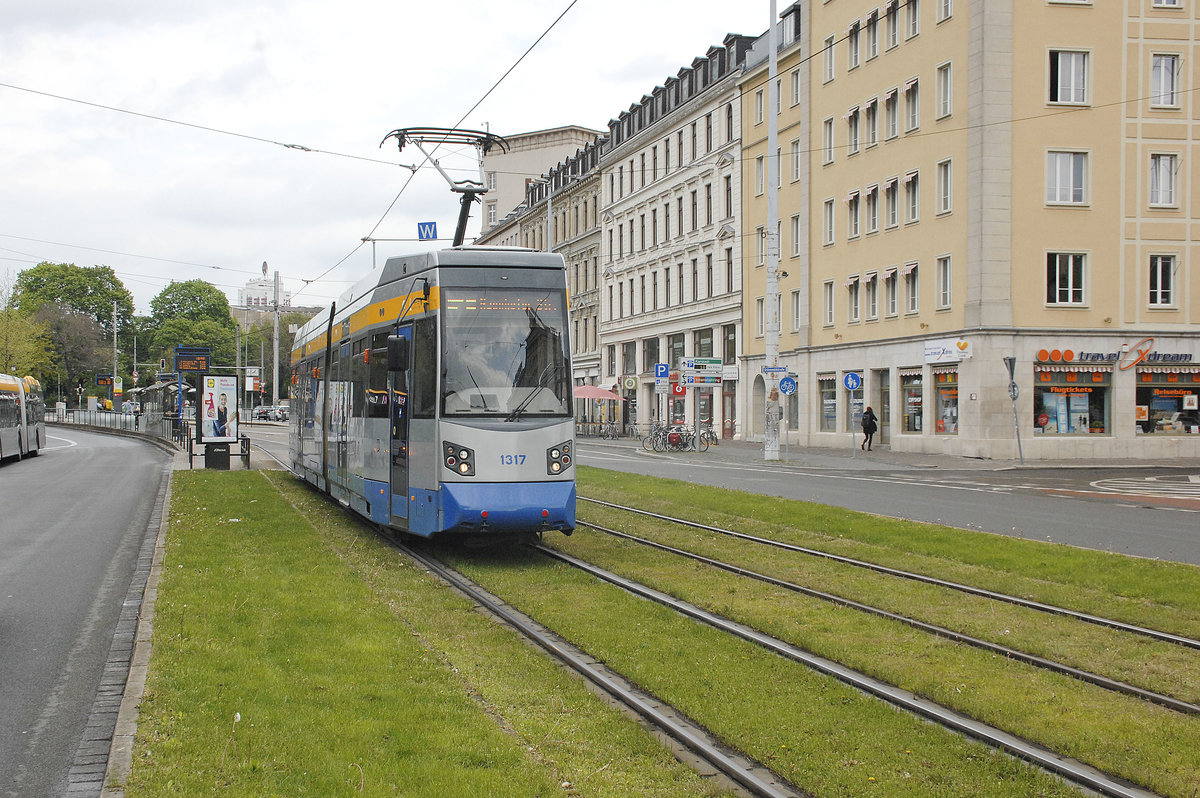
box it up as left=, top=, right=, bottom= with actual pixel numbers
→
left=499, top=454, right=526, bottom=466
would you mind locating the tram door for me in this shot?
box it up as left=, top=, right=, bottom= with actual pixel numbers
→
left=390, top=326, right=411, bottom=519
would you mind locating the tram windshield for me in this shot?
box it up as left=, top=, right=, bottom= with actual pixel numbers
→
left=440, top=286, right=570, bottom=419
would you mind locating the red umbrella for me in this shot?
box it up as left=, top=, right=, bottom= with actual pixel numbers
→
left=573, top=384, right=624, bottom=401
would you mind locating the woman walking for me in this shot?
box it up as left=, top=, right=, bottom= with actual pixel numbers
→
left=861, top=406, right=878, bottom=451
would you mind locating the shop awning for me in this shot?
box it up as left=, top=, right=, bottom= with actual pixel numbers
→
left=1036, top=365, right=1112, bottom=372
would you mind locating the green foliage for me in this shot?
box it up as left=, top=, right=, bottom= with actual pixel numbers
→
left=150, top=280, right=236, bottom=330
left=151, top=317, right=235, bottom=370
left=0, top=303, right=52, bottom=377
left=12, top=262, right=134, bottom=335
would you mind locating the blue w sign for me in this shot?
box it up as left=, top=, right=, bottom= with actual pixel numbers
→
left=417, top=222, right=437, bottom=241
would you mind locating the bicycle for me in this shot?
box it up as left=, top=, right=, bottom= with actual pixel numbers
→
left=601, top=421, right=619, bottom=440
left=642, top=422, right=668, bottom=452
left=699, top=421, right=720, bottom=447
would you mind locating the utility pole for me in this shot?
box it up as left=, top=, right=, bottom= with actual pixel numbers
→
left=272, top=264, right=280, bottom=406
left=112, top=301, right=118, bottom=407
left=763, top=0, right=782, bottom=461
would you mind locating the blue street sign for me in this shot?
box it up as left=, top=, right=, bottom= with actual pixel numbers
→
left=779, top=376, right=797, bottom=395
left=655, top=362, right=669, bottom=379
left=843, top=372, right=862, bottom=391
left=417, top=222, right=437, bottom=241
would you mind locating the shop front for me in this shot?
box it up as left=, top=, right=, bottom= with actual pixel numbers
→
left=1033, top=366, right=1111, bottom=436
left=1135, top=368, right=1200, bottom=436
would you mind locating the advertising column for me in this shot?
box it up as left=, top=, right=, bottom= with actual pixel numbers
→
left=200, top=374, right=239, bottom=444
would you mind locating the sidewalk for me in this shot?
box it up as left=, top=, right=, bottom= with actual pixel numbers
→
left=579, top=434, right=1200, bottom=472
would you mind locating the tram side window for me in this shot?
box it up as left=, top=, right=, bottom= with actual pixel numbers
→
left=411, top=317, right=437, bottom=418
left=368, top=332, right=390, bottom=418
left=350, top=338, right=367, bottom=418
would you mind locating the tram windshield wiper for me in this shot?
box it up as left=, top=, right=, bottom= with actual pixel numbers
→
left=505, top=364, right=559, bottom=422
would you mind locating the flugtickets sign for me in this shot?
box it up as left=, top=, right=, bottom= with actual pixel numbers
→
left=1038, top=337, right=1195, bottom=370
left=924, top=339, right=972, bottom=363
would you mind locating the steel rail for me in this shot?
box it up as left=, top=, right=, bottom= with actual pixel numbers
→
left=395, top=542, right=808, bottom=798
left=578, top=520, right=1199, bottom=716
left=535, top=544, right=1164, bottom=798
left=580, top=496, right=1200, bottom=651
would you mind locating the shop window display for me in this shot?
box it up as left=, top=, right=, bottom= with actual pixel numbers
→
left=1033, top=368, right=1110, bottom=435
left=1135, top=370, right=1200, bottom=435
left=818, top=377, right=837, bottom=431
left=900, top=372, right=922, bottom=432
left=933, top=370, right=958, bottom=434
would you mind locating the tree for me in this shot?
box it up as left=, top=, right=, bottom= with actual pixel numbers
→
left=0, top=271, right=52, bottom=377
left=33, top=303, right=110, bottom=401
left=151, top=317, right=236, bottom=372
left=12, top=262, right=134, bottom=336
left=150, top=280, right=236, bottom=330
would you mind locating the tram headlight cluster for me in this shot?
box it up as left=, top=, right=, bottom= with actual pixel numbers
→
left=546, top=441, right=572, bottom=475
left=443, top=442, right=475, bottom=476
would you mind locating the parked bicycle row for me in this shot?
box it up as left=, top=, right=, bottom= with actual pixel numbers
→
left=641, top=422, right=720, bottom=452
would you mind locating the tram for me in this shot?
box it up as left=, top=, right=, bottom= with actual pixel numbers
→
left=290, top=247, right=575, bottom=539
left=0, top=374, right=45, bottom=461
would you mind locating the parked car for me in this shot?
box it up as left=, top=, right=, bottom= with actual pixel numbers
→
left=252, top=405, right=275, bottom=421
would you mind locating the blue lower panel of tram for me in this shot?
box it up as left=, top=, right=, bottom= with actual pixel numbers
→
left=402, top=481, right=576, bottom=537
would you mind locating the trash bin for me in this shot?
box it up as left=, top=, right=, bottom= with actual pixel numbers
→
left=204, top=442, right=231, bottom=470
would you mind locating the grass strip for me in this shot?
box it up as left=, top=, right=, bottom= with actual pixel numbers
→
left=578, top=468, right=1200, bottom=637
left=540, top=528, right=1200, bottom=797
left=582, top=503, right=1200, bottom=705
left=125, top=471, right=730, bottom=797
left=443, top=545, right=1086, bottom=798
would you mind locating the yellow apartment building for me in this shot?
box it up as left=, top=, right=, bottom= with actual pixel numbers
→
left=742, top=0, right=1198, bottom=459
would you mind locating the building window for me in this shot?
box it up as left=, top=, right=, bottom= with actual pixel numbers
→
left=755, top=296, right=765, bottom=337
left=1046, top=252, right=1086, bottom=305
left=822, top=118, right=835, bottom=164
left=726, top=248, right=734, bottom=293
left=756, top=226, right=766, bottom=265
left=755, top=155, right=765, bottom=195
left=847, top=193, right=861, bottom=238
left=705, top=184, right=713, bottom=225
left=1151, top=54, right=1180, bottom=107
left=936, top=255, right=952, bottom=308
left=1046, top=151, right=1087, bottom=204
left=904, top=263, right=919, bottom=313
left=823, top=36, right=836, bottom=82
left=1149, top=254, right=1176, bottom=307
left=865, top=99, right=878, bottom=147
left=885, top=90, right=899, bottom=139
left=867, top=12, right=879, bottom=59
left=901, top=373, right=923, bottom=433
left=790, top=289, right=802, bottom=331
left=937, top=0, right=953, bottom=21
left=1036, top=368, right=1112, bottom=436
left=904, top=79, right=920, bottom=131
left=1049, top=50, right=1088, bottom=104
left=724, top=175, right=733, bottom=218
left=904, top=172, right=920, bottom=222
left=907, top=0, right=921, bottom=38
left=885, top=180, right=899, bottom=227
left=791, top=69, right=801, bottom=106
left=848, top=277, right=861, bottom=322
left=885, top=269, right=898, bottom=316
left=864, top=273, right=879, bottom=319
left=886, top=3, right=900, bottom=48
left=606, top=344, right=616, bottom=376
left=936, top=63, right=952, bottom=118
left=790, top=213, right=802, bottom=256
left=823, top=199, right=835, bottom=245
left=937, top=159, right=952, bottom=214
left=934, top=370, right=958, bottom=435
left=865, top=186, right=879, bottom=233
left=848, top=22, right=861, bottom=69
left=1135, top=370, right=1199, bottom=436
left=847, top=107, right=860, bottom=154
left=1150, top=153, right=1178, bottom=206
left=755, top=89, right=764, bottom=123
left=823, top=281, right=835, bottom=326
left=790, top=138, right=802, bottom=182
left=819, top=377, right=837, bottom=432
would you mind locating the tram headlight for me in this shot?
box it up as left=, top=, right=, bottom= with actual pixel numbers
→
left=444, top=441, right=475, bottom=476
left=547, top=441, right=572, bottom=475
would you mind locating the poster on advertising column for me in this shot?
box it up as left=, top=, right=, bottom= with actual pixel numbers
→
left=199, top=374, right=239, bottom=443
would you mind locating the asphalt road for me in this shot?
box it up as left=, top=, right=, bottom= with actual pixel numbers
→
left=576, top=441, right=1200, bottom=566
left=242, top=424, right=1200, bottom=565
left=0, top=428, right=169, bottom=798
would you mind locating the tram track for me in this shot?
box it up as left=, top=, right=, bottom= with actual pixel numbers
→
left=529, top=542, right=1162, bottom=798
left=393, top=538, right=809, bottom=798
left=573, top=517, right=1200, bottom=716
left=580, top=496, right=1200, bottom=652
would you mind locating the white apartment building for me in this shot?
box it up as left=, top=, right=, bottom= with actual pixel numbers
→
left=599, top=35, right=756, bottom=439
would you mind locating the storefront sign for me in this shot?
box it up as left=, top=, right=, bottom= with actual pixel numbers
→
left=924, top=339, right=972, bottom=363
left=1037, top=338, right=1194, bottom=368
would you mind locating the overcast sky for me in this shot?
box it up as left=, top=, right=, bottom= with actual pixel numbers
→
left=0, top=1, right=772, bottom=316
